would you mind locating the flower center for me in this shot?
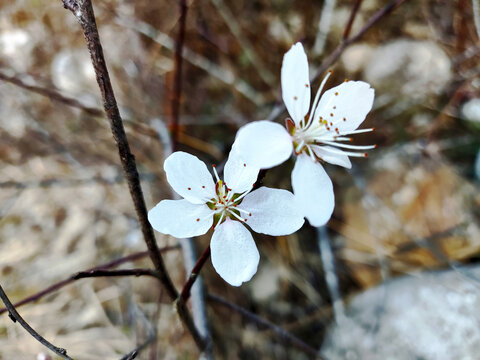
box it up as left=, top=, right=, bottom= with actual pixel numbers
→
left=206, top=166, right=252, bottom=229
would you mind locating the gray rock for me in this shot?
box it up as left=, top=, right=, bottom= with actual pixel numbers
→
left=321, top=266, right=480, bottom=360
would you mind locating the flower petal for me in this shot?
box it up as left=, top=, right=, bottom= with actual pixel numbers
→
left=291, top=154, right=334, bottom=226
left=313, top=80, right=374, bottom=133
left=210, top=219, right=259, bottom=286
left=281, top=42, right=311, bottom=122
left=239, top=187, right=304, bottom=235
left=164, top=151, right=216, bottom=204
left=232, top=120, right=293, bottom=169
left=311, top=145, right=352, bottom=168
left=148, top=199, right=213, bottom=238
left=224, top=149, right=260, bottom=194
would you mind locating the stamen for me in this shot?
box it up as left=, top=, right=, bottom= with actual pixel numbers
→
left=308, top=71, right=332, bottom=128
left=212, top=164, right=220, bottom=183
left=235, top=207, right=251, bottom=215
left=215, top=211, right=226, bottom=228
left=227, top=209, right=246, bottom=222
left=341, top=128, right=375, bottom=135
left=295, top=139, right=305, bottom=153
left=233, top=187, right=253, bottom=203
left=320, top=146, right=371, bottom=157
left=322, top=140, right=376, bottom=150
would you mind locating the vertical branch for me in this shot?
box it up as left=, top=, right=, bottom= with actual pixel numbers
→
left=342, top=0, right=363, bottom=40
left=61, top=0, right=205, bottom=351
left=0, top=285, right=74, bottom=360
left=171, top=0, right=188, bottom=149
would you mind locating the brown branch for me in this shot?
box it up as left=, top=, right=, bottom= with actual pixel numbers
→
left=267, top=0, right=408, bottom=121
left=178, top=245, right=211, bottom=302
left=0, top=70, right=103, bottom=116
left=73, top=268, right=159, bottom=280
left=0, top=284, right=74, bottom=360
left=61, top=0, right=205, bottom=350
left=0, top=247, right=179, bottom=316
left=171, top=0, right=188, bottom=149
left=207, top=294, right=324, bottom=358
left=342, top=0, right=364, bottom=40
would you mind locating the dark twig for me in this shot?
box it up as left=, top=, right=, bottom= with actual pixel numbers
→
left=0, top=284, right=74, bottom=360
left=267, top=0, right=408, bottom=121
left=171, top=0, right=187, bottom=149
left=208, top=294, right=323, bottom=358
left=73, top=268, right=159, bottom=280
left=0, top=70, right=103, bottom=116
left=178, top=246, right=211, bottom=302
left=0, top=247, right=178, bottom=316
left=61, top=0, right=205, bottom=350
left=342, top=0, right=364, bottom=40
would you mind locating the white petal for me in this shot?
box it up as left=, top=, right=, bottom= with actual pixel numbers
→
left=313, top=81, right=374, bottom=133
left=148, top=199, right=213, bottom=238
left=223, top=149, right=260, bottom=194
left=164, top=151, right=216, bottom=204
left=281, top=42, right=311, bottom=122
left=239, top=187, right=304, bottom=236
left=291, top=154, right=334, bottom=226
left=232, top=120, right=293, bottom=169
left=311, top=145, right=352, bottom=168
left=210, top=219, right=259, bottom=286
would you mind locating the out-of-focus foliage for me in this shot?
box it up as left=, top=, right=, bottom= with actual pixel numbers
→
left=0, top=0, right=479, bottom=359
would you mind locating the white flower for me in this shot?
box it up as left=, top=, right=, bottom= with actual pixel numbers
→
left=148, top=151, right=304, bottom=286
left=232, top=42, right=375, bottom=226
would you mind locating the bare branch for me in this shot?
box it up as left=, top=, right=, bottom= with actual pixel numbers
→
left=208, top=293, right=324, bottom=358
left=60, top=0, right=205, bottom=350
left=0, top=284, right=74, bottom=360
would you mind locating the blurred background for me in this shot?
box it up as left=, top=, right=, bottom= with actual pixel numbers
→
left=0, top=0, right=479, bottom=359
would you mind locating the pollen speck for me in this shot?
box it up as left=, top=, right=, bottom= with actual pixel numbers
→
left=374, top=144, right=378, bottom=148
left=249, top=213, right=252, bottom=216
left=333, top=106, right=336, bottom=109
left=364, top=153, right=368, bottom=157
left=196, top=218, right=200, bottom=222
left=345, top=78, right=349, bottom=82
left=330, top=113, right=334, bottom=117
left=243, top=163, right=246, bottom=167
left=202, top=185, right=205, bottom=188
left=293, top=96, right=298, bottom=100
left=343, top=117, right=346, bottom=121
left=305, top=84, right=309, bottom=88
left=188, top=187, right=191, bottom=190
left=335, top=92, right=338, bottom=96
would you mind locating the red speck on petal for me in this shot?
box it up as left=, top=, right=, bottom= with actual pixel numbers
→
left=330, top=113, right=334, bottom=117
left=335, top=92, right=338, bottom=96
left=249, top=213, right=252, bottom=216
left=293, top=96, right=298, bottom=100
left=196, top=218, right=200, bottom=222
left=243, top=163, right=246, bottom=167
left=343, top=117, right=346, bottom=121
left=305, top=84, right=309, bottom=88
left=188, top=187, right=191, bottom=190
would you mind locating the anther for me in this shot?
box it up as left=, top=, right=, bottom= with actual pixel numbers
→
left=335, top=92, right=338, bottom=96
left=328, top=70, right=333, bottom=74
left=330, top=113, right=334, bottom=117
left=343, top=117, right=346, bottom=121
left=345, top=78, right=349, bottom=82
left=364, top=153, right=368, bottom=157
left=202, top=186, right=205, bottom=188
left=243, top=163, right=246, bottom=167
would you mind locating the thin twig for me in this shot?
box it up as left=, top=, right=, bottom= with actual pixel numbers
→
left=342, top=0, right=363, bottom=40
left=73, top=268, right=160, bottom=280
left=267, top=0, right=408, bottom=121
left=178, top=246, right=211, bottom=302
left=208, top=293, right=323, bottom=358
left=0, top=284, right=74, bottom=360
left=0, top=70, right=103, bottom=116
left=0, top=247, right=179, bottom=316
left=60, top=0, right=205, bottom=350
left=171, top=0, right=187, bottom=149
